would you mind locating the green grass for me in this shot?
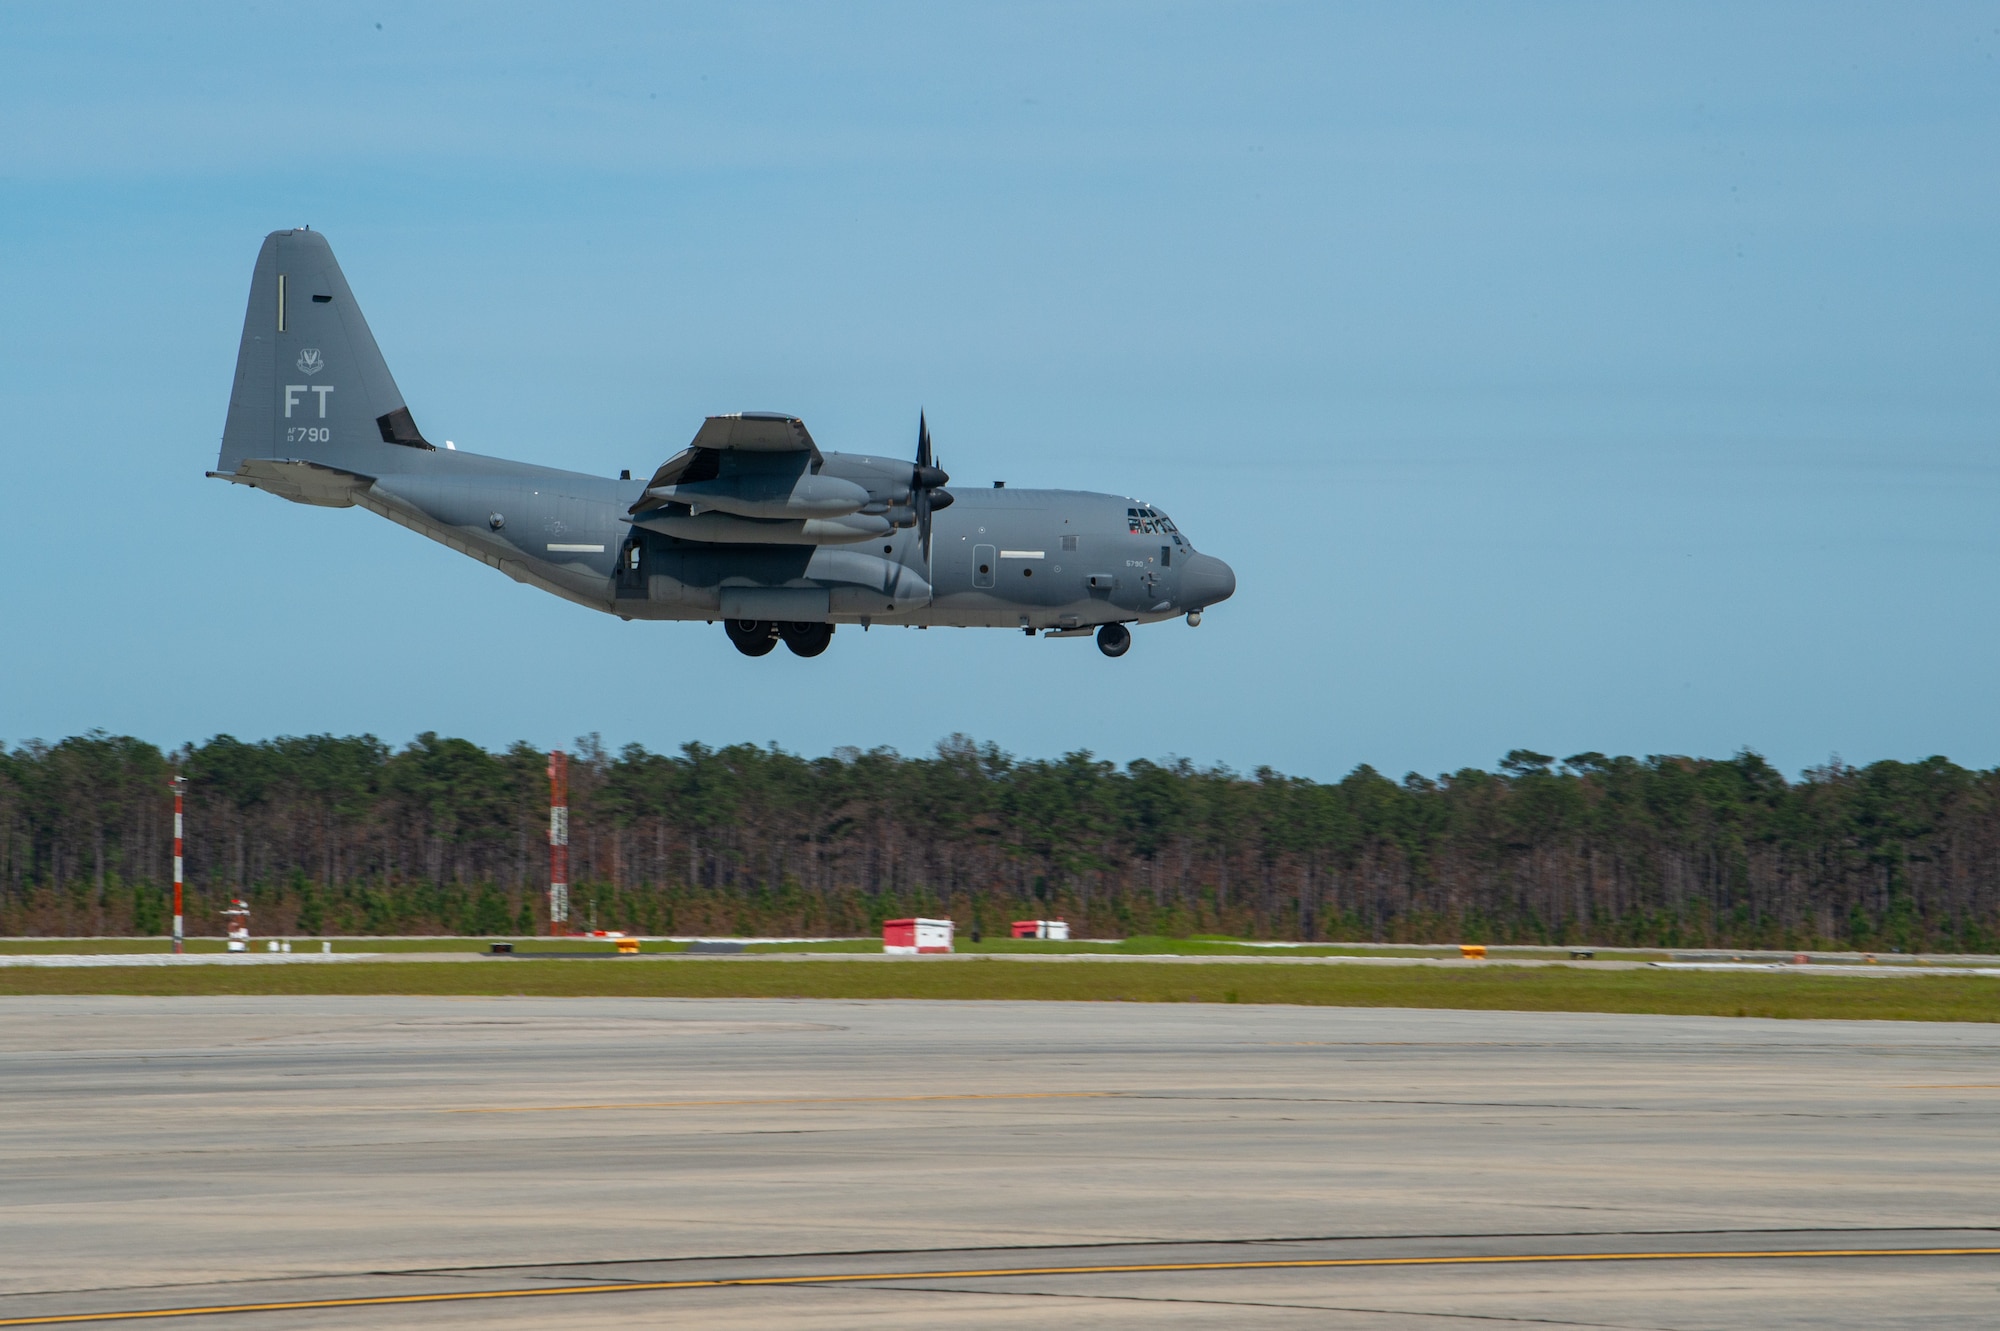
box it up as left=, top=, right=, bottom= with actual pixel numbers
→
left=1, top=958, right=1996, bottom=1022
left=0, top=935, right=1661, bottom=960
left=0, top=937, right=649, bottom=955
left=744, top=935, right=1661, bottom=961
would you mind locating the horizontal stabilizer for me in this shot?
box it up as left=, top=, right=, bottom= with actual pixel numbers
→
left=206, top=458, right=376, bottom=508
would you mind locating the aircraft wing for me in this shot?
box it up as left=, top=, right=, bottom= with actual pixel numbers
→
left=631, top=413, right=821, bottom=514
left=687, top=412, right=820, bottom=458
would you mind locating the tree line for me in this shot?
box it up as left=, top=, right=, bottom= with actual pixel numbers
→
left=1, top=731, right=1997, bottom=951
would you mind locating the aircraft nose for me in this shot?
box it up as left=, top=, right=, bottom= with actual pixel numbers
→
left=1180, top=552, right=1235, bottom=608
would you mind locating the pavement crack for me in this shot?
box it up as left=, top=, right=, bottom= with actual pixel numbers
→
left=851, top=1281, right=1671, bottom=1328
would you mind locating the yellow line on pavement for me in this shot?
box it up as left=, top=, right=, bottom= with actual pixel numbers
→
left=447, top=1090, right=1116, bottom=1113
left=5, top=1246, right=1998, bottom=1325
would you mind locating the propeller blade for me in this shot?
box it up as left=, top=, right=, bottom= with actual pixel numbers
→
left=912, top=413, right=948, bottom=487
left=913, top=412, right=947, bottom=563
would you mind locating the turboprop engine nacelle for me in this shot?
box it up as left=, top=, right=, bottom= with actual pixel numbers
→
left=647, top=472, right=870, bottom=520
left=630, top=507, right=897, bottom=545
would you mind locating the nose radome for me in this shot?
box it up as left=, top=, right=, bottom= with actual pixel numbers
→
left=1181, top=552, right=1235, bottom=608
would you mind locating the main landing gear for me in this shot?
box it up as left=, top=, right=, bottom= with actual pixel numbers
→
left=725, top=620, right=835, bottom=658
left=1097, top=622, right=1131, bottom=658
left=724, top=619, right=777, bottom=656
left=779, top=621, right=834, bottom=657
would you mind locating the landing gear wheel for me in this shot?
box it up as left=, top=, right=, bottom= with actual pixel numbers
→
left=724, top=619, right=778, bottom=656
left=780, top=621, right=834, bottom=658
left=1097, top=622, right=1132, bottom=658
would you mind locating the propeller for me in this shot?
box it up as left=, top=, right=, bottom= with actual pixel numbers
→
left=912, top=411, right=953, bottom=563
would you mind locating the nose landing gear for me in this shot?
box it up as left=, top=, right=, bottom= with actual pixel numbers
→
left=1097, top=622, right=1131, bottom=658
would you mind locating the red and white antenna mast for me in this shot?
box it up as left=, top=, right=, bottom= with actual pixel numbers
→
left=170, top=775, right=186, bottom=954
left=547, top=750, right=569, bottom=935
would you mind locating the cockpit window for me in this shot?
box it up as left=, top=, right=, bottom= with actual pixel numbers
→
left=1126, top=504, right=1179, bottom=536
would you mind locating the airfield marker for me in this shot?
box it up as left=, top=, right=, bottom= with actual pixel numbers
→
left=547, top=750, right=569, bottom=935
left=169, top=776, right=184, bottom=955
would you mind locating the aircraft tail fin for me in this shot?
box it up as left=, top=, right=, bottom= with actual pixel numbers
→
left=216, top=230, right=433, bottom=478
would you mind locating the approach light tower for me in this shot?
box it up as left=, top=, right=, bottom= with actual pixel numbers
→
left=547, top=750, right=569, bottom=935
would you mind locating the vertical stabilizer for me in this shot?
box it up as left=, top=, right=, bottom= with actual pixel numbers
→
left=216, top=230, right=431, bottom=477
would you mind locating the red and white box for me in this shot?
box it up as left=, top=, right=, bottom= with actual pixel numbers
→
left=883, top=918, right=954, bottom=954
left=1010, top=920, right=1070, bottom=940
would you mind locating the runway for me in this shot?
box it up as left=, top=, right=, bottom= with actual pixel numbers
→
left=1, top=998, right=1996, bottom=1327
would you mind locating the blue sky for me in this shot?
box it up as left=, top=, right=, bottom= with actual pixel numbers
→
left=2, top=3, right=1997, bottom=780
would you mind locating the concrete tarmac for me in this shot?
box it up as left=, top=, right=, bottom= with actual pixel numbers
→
left=0, top=996, right=1996, bottom=1327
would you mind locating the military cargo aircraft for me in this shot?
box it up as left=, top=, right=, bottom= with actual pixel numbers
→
left=213, top=230, right=1235, bottom=657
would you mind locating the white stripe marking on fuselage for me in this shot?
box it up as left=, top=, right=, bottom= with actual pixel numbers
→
left=547, top=543, right=606, bottom=553
left=999, top=550, right=1045, bottom=559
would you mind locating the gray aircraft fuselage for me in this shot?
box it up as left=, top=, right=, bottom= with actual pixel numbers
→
left=213, top=230, right=1236, bottom=656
